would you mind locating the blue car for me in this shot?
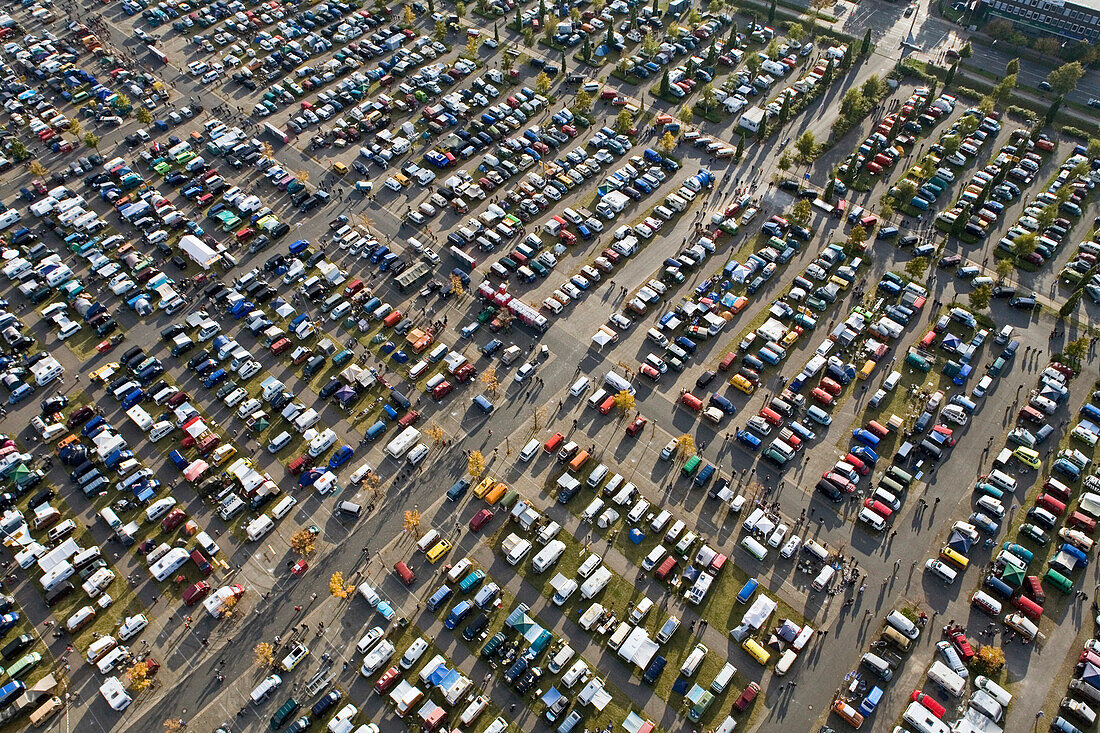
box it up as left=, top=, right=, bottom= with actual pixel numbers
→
left=297, top=469, right=323, bottom=488
left=8, top=384, right=32, bottom=405
left=328, top=445, right=353, bottom=471
left=0, top=613, right=19, bottom=635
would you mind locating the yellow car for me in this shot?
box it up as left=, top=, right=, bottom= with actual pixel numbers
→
left=426, top=539, right=452, bottom=564
left=331, top=161, right=348, bottom=175
left=90, top=363, right=120, bottom=384
left=729, top=375, right=755, bottom=395
left=1014, top=446, right=1041, bottom=469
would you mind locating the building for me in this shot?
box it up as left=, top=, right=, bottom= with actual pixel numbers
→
left=980, top=0, right=1100, bottom=42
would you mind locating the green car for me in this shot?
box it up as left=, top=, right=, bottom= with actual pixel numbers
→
left=153, top=160, right=171, bottom=175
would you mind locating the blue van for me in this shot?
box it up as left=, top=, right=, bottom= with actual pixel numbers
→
left=852, top=429, right=880, bottom=447
left=742, top=354, right=765, bottom=373
left=204, top=368, right=227, bottom=387
left=444, top=600, right=472, bottom=630
left=642, top=655, right=666, bottom=684
left=737, top=430, right=762, bottom=450
left=857, top=686, right=883, bottom=716
left=1081, top=403, right=1100, bottom=422
left=381, top=404, right=399, bottom=420
left=1053, top=458, right=1081, bottom=481
left=675, top=336, right=697, bottom=354
left=121, top=388, right=144, bottom=409
left=557, top=712, right=584, bottom=733
left=693, top=463, right=715, bottom=487
left=473, top=395, right=494, bottom=413
left=168, top=450, right=188, bottom=470
left=709, top=394, right=736, bottom=414
left=446, top=479, right=470, bottom=501
left=365, top=421, right=387, bottom=440
left=736, top=578, right=758, bottom=604
left=426, top=584, right=454, bottom=612
left=757, top=347, right=782, bottom=366
left=81, top=415, right=105, bottom=438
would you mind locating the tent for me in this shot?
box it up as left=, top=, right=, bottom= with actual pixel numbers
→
left=426, top=664, right=451, bottom=687
left=622, top=712, right=655, bottom=733
left=592, top=327, right=616, bottom=348
left=941, top=334, right=962, bottom=352
left=946, top=530, right=974, bottom=555
left=999, top=564, right=1024, bottom=588
left=506, top=605, right=547, bottom=644
left=578, top=678, right=613, bottom=711
left=742, top=594, right=778, bottom=630
left=628, top=529, right=645, bottom=544
left=775, top=619, right=800, bottom=643
left=1079, top=662, right=1100, bottom=692
left=183, top=460, right=209, bottom=482
left=334, top=386, right=357, bottom=403
left=541, top=687, right=564, bottom=710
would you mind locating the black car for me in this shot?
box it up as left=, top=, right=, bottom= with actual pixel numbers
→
left=186, top=351, right=211, bottom=370
left=462, top=612, right=489, bottom=641
left=991, top=285, right=1016, bottom=299
left=40, top=395, right=68, bottom=414
left=696, top=370, right=717, bottom=388
left=514, top=666, right=543, bottom=695
left=311, top=689, right=342, bottom=717
left=1, top=634, right=33, bottom=660
left=160, top=323, right=186, bottom=341
left=284, top=716, right=312, bottom=733
left=1009, top=295, right=1036, bottom=310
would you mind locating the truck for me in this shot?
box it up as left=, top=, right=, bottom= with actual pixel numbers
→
left=384, top=426, right=421, bottom=459
left=395, top=261, right=432, bottom=291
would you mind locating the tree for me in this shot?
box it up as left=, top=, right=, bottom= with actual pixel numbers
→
left=68, top=118, right=84, bottom=138
left=480, top=367, right=500, bottom=397
left=254, top=642, right=275, bottom=667
left=295, top=168, right=310, bottom=183
left=582, top=34, right=592, bottom=61
left=135, top=107, right=153, bottom=124
left=642, top=31, right=659, bottom=56
left=790, top=199, right=812, bottom=228
left=476, top=0, right=488, bottom=14
left=1045, top=96, right=1062, bottom=125
left=658, top=131, right=676, bottom=153
left=675, top=433, right=695, bottom=459
left=861, top=75, right=887, bottom=101
left=766, top=39, right=780, bottom=61
left=428, top=0, right=434, bottom=12
left=403, top=509, right=423, bottom=537
left=468, top=450, right=486, bottom=478
left=777, top=153, right=792, bottom=171
left=845, top=224, right=867, bottom=253
left=992, top=73, right=1017, bottom=106
left=905, top=256, right=930, bottom=279
left=969, top=283, right=993, bottom=311
left=1046, top=61, right=1084, bottom=96
left=8, top=140, right=27, bottom=161
left=651, top=0, right=658, bottom=13
left=456, top=0, right=466, bottom=15
left=574, top=89, right=593, bottom=113
left=787, top=22, right=805, bottom=42
left=449, top=273, right=466, bottom=298
left=433, top=20, right=446, bottom=41
left=822, top=176, right=835, bottom=202
left=746, top=54, right=761, bottom=76
left=995, top=258, right=1014, bottom=281
left=700, top=83, right=717, bottom=111
left=894, top=179, right=918, bottom=202
left=84, top=132, right=100, bottom=148
left=425, top=423, right=445, bottom=446
left=164, top=719, right=184, bottom=733
left=289, top=529, right=316, bottom=557
left=615, top=109, right=634, bottom=133
left=1066, top=337, right=1089, bottom=366
left=28, top=160, right=47, bottom=177
left=465, top=34, right=479, bottom=57
left=1012, top=231, right=1037, bottom=259
left=959, top=42, right=972, bottom=58
left=329, top=571, right=352, bottom=598
left=1035, top=36, right=1060, bottom=57
left=613, top=390, right=635, bottom=415
left=126, top=661, right=152, bottom=691
left=735, top=133, right=745, bottom=161
left=115, top=93, right=131, bottom=110
left=944, top=61, right=957, bottom=87
left=860, top=27, right=871, bottom=56
left=535, top=72, right=552, bottom=94
left=794, top=131, right=816, bottom=162
left=974, top=645, right=1005, bottom=674
left=767, top=0, right=776, bottom=23
left=494, top=23, right=499, bottom=42
left=403, top=4, right=415, bottom=24
left=1005, top=58, right=1019, bottom=75
left=677, top=104, right=693, bottom=124
left=659, top=68, right=670, bottom=96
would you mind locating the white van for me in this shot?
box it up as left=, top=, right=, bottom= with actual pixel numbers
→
left=569, top=376, right=590, bottom=396
left=811, top=565, right=835, bottom=591
left=250, top=674, right=283, bottom=705
left=97, top=645, right=130, bottom=674
left=680, top=644, right=708, bottom=677
left=740, top=536, right=768, bottom=560
left=711, top=662, right=737, bottom=692
left=774, top=649, right=797, bottom=676
left=532, top=540, right=566, bottom=573
left=459, top=696, right=488, bottom=726
left=416, top=529, right=442, bottom=553
left=246, top=515, right=275, bottom=542
left=926, top=659, right=965, bottom=697
left=86, top=636, right=118, bottom=664
left=41, top=561, right=75, bottom=591
left=519, top=439, right=540, bottom=463
left=150, top=548, right=189, bottom=581
left=882, top=370, right=901, bottom=391
left=271, top=495, right=297, bottom=520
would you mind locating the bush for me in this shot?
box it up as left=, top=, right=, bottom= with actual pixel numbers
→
left=1061, top=125, right=1093, bottom=141
left=1005, top=105, right=1037, bottom=122
left=954, top=86, right=983, bottom=100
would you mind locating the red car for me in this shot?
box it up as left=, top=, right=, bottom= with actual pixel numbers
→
left=374, top=666, right=401, bottom=694
left=910, top=690, right=946, bottom=718
left=469, top=509, right=494, bottom=532
left=625, top=416, right=648, bottom=437
left=949, top=630, right=975, bottom=661
left=453, top=364, right=476, bottom=384
left=161, top=508, right=187, bottom=532
left=66, top=405, right=96, bottom=427
left=182, top=581, right=211, bottom=606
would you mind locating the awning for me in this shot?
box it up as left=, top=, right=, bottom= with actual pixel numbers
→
left=946, top=530, right=973, bottom=554
left=1000, top=564, right=1024, bottom=587
left=426, top=664, right=451, bottom=687
left=622, top=712, right=655, bottom=733
left=540, top=687, right=563, bottom=708
left=579, top=678, right=613, bottom=711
